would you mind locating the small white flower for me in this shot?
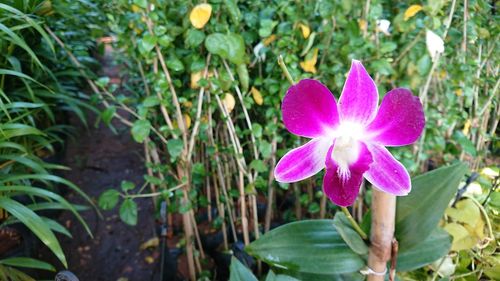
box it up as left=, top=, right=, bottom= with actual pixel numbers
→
left=463, top=182, right=483, bottom=197
left=376, top=19, right=391, bottom=35
left=426, top=29, right=445, bottom=61
left=431, top=256, right=456, bottom=277
left=481, top=167, right=498, bottom=179
left=253, top=42, right=266, bottom=62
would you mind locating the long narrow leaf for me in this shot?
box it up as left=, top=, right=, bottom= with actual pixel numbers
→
left=0, top=197, right=67, bottom=267
left=0, top=185, right=92, bottom=237
left=0, top=257, right=55, bottom=271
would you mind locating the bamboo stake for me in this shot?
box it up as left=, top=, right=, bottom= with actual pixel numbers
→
left=367, top=190, right=396, bottom=281
left=143, top=139, right=157, bottom=207
left=264, top=126, right=278, bottom=232
left=213, top=173, right=229, bottom=250
left=239, top=170, right=250, bottom=245
left=182, top=196, right=196, bottom=281
left=207, top=92, right=238, bottom=242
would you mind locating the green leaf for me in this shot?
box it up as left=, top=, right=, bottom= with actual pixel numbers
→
left=185, top=29, right=205, bottom=48
left=379, top=42, right=397, bottom=53
left=396, top=163, right=468, bottom=250
left=205, top=33, right=246, bottom=65
left=121, top=180, right=135, bottom=192
left=98, top=189, right=120, bottom=210
left=246, top=220, right=365, bottom=275
left=252, top=123, right=263, bottom=138
left=259, top=19, right=277, bottom=37
left=131, top=120, right=151, bottom=143
left=453, top=131, right=477, bottom=157
left=144, top=175, right=162, bottom=185
left=0, top=257, right=55, bottom=271
left=333, top=213, right=368, bottom=255
left=119, top=199, right=138, bottom=226
left=226, top=33, right=246, bottom=65
left=143, top=96, right=160, bottom=107
left=397, top=228, right=452, bottom=271
left=166, top=55, right=185, bottom=73
left=141, top=34, right=157, bottom=52
left=167, top=139, right=184, bottom=161
left=158, top=34, right=174, bottom=47
left=237, top=63, right=249, bottom=92
left=229, top=257, right=258, bottom=281
left=0, top=197, right=67, bottom=267
left=259, top=140, right=272, bottom=158
left=417, top=55, right=431, bottom=75
left=0, top=185, right=91, bottom=237
left=42, top=217, right=72, bottom=238
left=205, top=33, right=229, bottom=58
left=224, top=0, right=241, bottom=26
left=265, top=271, right=300, bottom=281
left=249, top=159, right=267, bottom=173
left=133, top=0, right=147, bottom=8
left=95, top=77, right=110, bottom=88
left=101, top=106, right=116, bottom=125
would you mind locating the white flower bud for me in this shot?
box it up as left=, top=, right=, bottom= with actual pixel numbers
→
left=426, top=29, right=445, bottom=61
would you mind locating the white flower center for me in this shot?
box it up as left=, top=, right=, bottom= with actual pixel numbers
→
left=330, top=122, right=365, bottom=182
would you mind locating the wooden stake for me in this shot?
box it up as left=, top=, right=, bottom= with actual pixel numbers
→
left=367, top=190, right=396, bottom=281
left=182, top=196, right=196, bottom=281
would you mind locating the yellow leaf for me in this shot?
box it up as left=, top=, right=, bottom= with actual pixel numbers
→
left=444, top=223, right=478, bottom=251
left=189, top=4, right=212, bottom=29
left=455, top=89, right=463, bottom=96
left=190, top=71, right=202, bottom=89
left=35, top=0, right=54, bottom=16
left=298, top=23, right=311, bottom=39
left=139, top=237, right=159, bottom=250
left=190, top=70, right=213, bottom=89
left=358, top=19, right=367, bottom=32
left=131, top=4, right=141, bottom=13
left=462, top=119, right=471, bottom=136
left=251, top=87, right=263, bottom=105
left=445, top=199, right=480, bottom=226
left=184, top=114, right=191, bottom=129
left=439, top=70, right=447, bottom=79
left=145, top=256, right=155, bottom=264
left=263, top=34, right=277, bottom=46
left=173, top=114, right=192, bottom=129
left=183, top=101, right=193, bottom=108
left=300, top=48, right=319, bottom=74
left=404, top=5, right=423, bottom=21
left=464, top=216, right=485, bottom=240
left=222, top=93, right=235, bottom=113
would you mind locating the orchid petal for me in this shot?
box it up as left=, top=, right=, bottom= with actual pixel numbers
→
left=338, top=60, right=379, bottom=124
left=364, top=144, right=411, bottom=195
left=282, top=79, right=339, bottom=138
left=323, top=142, right=373, bottom=207
left=275, top=138, right=331, bottom=183
left=366, top=88, right=425, bottom=146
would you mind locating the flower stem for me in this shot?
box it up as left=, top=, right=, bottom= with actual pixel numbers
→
left=367, top=191, right=396, bottom=281
left=277, top=55, right=295, bottom=85
left=341, top=207, right=368, bottom=240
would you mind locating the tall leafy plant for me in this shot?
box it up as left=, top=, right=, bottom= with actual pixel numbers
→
left=0, top=1, right=102, bottom=278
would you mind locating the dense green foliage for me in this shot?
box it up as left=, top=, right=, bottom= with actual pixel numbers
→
left=0, top=0, right=104, bottom=279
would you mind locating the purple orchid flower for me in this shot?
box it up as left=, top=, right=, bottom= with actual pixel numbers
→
left=274, top=60, right=425, bottom=207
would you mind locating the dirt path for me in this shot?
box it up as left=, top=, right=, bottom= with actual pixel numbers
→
left=36, top=49, right=161, bottom=281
